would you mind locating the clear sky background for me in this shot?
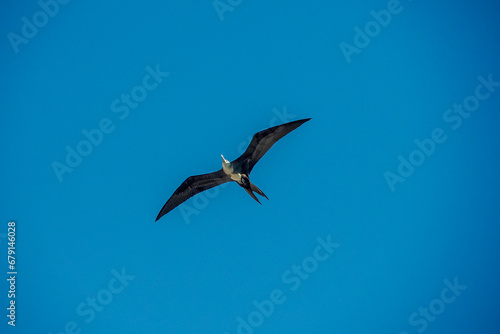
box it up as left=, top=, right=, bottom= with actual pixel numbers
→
left=1, top=1, right=500, bottom=333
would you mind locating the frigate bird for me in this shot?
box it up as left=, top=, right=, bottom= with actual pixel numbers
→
left=155, top=118, right=311, bottom=221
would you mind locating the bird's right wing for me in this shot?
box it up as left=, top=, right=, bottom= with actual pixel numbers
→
left=156, top=169, right=231, bottom=221
left=234, top=118, right=311, bottom=174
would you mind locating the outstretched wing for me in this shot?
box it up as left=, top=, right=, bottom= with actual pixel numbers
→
left=234, top=118, right=311, bottom=174
left=156, top=169, right=231, bottom=221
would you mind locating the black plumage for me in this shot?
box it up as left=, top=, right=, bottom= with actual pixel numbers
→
left=155, top=118, right=311, bottom=221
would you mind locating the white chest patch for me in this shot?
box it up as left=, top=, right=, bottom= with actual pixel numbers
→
left=230, top=173, right=242, bottom=182
left=222, top=162, right=233, bottom=175
left=222, top=160, right=242, bottom=182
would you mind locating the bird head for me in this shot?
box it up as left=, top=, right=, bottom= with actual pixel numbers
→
left=221, top=154, right=230, bottom=164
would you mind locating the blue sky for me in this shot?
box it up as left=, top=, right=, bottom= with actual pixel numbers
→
left=1, top=0, right=500, bottom=333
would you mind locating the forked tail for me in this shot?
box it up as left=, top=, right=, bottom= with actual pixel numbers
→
left=250, top=182, right=268, bottom=200
left=244, top=188, right=262, bottom=204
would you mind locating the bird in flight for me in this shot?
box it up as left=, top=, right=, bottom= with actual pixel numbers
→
left=155, top=118, right=311, bottom=221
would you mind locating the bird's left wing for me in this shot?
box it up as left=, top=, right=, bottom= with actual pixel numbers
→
left=156, top=169, right=231, bottom=221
